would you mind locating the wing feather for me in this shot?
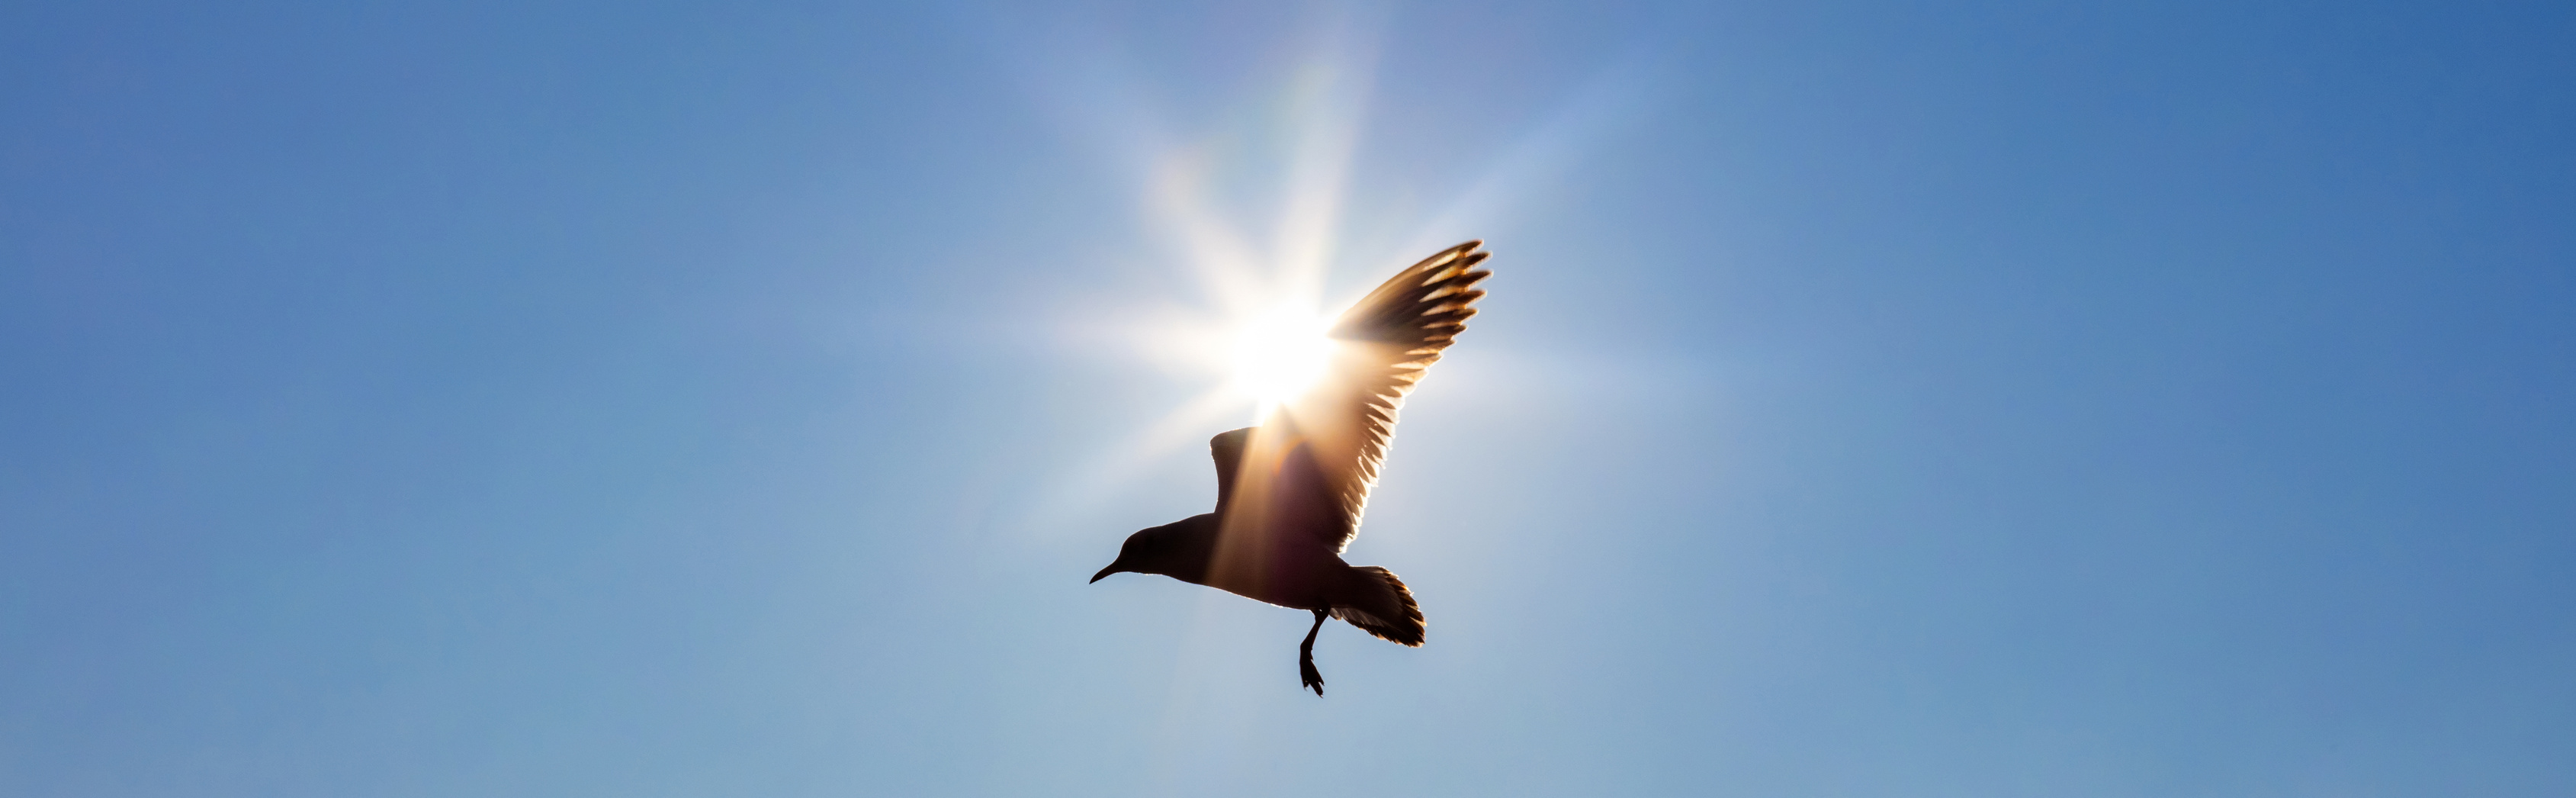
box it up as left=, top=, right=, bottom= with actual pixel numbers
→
left=1261, top=241, right=1492, bottom=552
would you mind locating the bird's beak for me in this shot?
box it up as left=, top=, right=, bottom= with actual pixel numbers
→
left=1090, top=564, right=1121, bottom=584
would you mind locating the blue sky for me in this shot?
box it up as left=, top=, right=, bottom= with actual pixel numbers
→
left=4, top=1, right=2571, bottom=795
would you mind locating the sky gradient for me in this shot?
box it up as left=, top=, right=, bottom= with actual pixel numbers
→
left=5, top=1, right=2573, bottom=796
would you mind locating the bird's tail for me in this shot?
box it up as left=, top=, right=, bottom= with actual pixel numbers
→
left=1331, top=566, right=1425, bottom=647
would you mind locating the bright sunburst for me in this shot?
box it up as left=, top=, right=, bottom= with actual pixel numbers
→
left=1029, top=8, right=1607, bottom=519
left=1229, top=304, right=1334, bottom=410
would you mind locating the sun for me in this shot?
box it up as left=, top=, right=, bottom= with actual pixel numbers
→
left=1230, top=304, right=1335, bottom=409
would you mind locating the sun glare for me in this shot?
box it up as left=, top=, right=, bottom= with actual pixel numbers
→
left=1230, top=306, right=1334, bottom=408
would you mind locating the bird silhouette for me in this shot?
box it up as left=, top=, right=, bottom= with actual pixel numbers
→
left=1091, top=241, right=1492, bottom=696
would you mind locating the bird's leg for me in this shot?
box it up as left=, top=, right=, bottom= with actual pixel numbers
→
left=1299, top=608, right=1328, bottom=696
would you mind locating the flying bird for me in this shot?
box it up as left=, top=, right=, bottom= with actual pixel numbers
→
left=1091, top=241, right=1492, bottom=696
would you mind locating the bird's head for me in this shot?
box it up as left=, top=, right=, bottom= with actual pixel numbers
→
left=1090, top=516, right=1214, bottom=583
left=1090, top=531, right=1149, bottom=583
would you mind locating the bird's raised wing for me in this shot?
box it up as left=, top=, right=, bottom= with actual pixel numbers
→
left=1210, top=426, right=1251, bottom=509
left=1258, top=241, right=1491, bottom=552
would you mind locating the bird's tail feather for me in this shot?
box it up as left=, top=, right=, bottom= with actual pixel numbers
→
left=1332, top=567, right=1425, bottom=647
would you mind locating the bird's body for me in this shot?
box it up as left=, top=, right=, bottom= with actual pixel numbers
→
left=1112, top=471, right=1423, bottom=642
left=1111, top=511, right=1369, bottom=613
left=1094, top=241, right=1490, bottom=695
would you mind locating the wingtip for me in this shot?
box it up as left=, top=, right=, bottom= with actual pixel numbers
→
left=1405, top=240, right=1487, bottom=277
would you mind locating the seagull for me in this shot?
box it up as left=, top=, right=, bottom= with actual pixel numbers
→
left=1090, top=241, right=1492, bottom=696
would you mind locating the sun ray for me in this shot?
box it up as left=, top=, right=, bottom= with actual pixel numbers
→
left=1146, top=147, right=1270, bottom=314
left=1270, top=41, right=1376, bottom=311
left=1023, top=383, right=1246, bottom=534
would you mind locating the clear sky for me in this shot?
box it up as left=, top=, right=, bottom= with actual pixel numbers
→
left=4, top=1, right=2571, bottom=795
